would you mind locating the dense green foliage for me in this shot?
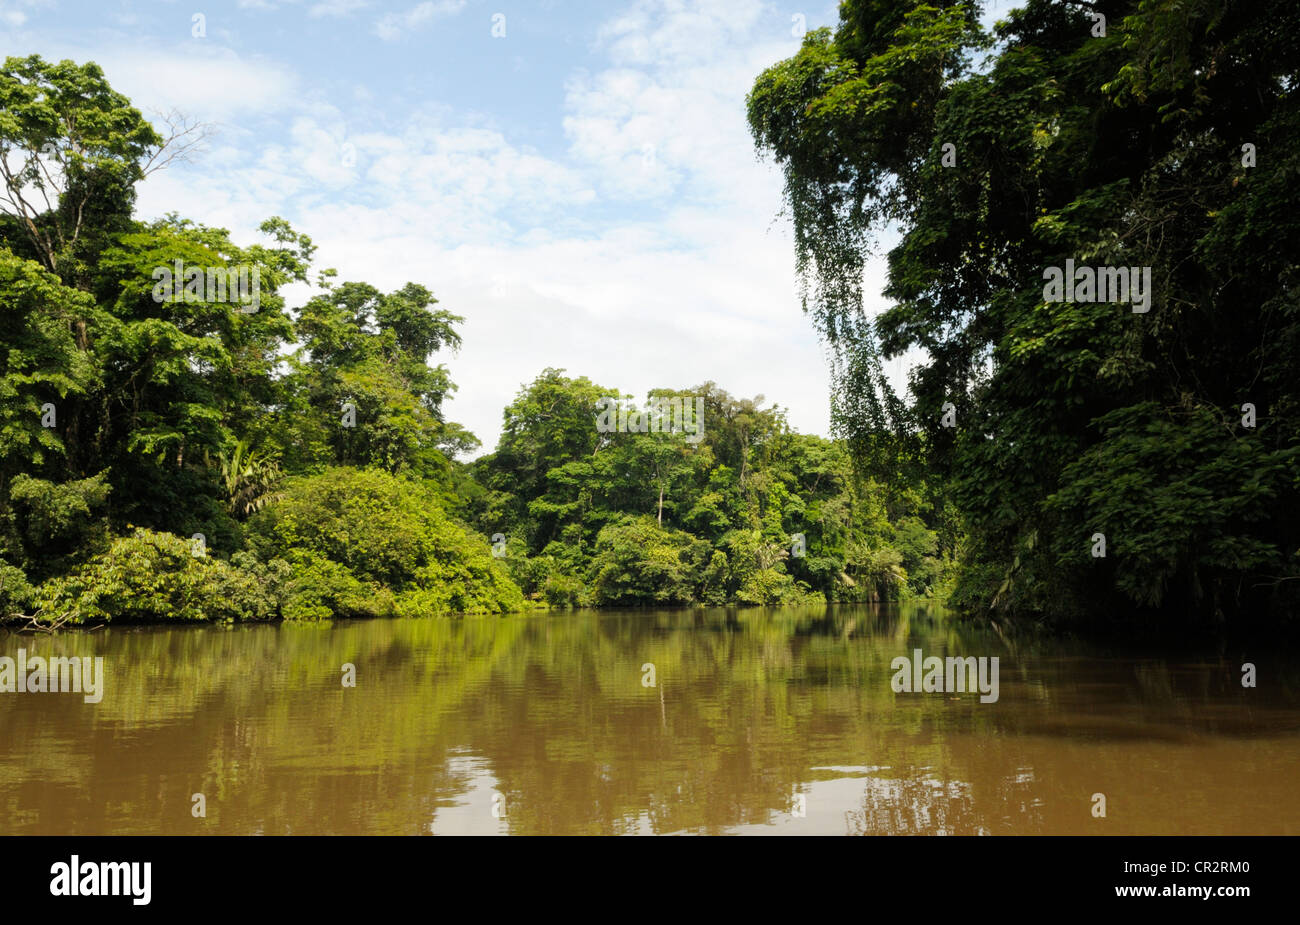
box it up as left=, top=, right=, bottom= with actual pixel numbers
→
left=0, top=55, right=946, bottom=625
left=748, top=0, right=1300, bottom=627
left=11, top=9, right=1294, bottom=634
left=463, top=370, right=950, bottom=608
left=246, top=468, right=523, bottom=619
left=0, top=55, right=513, bottom=624
left=36, top=528, right=281, bottom=624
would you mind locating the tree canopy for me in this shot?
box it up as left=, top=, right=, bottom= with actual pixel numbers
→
left=748, top=0, right=1300, bottom=627
left=0, top=54, right=950, bottom=626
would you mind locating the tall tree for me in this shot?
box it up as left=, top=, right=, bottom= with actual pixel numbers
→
left=749, top=0, right=1300, bottom=626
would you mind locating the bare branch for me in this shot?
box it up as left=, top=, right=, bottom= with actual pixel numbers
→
left=141, top=109, right=215, bottom=176
left=0, top=148, right=58, bottom=269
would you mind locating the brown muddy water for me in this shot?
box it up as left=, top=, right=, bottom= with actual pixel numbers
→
left=1, top=604, right=1296, bottom=835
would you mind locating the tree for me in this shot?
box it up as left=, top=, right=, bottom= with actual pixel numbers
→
left=475, top=369, right=616, bottom=550
left=0, top=55, right=206, bottom=279
left=749, top=0, right=1300, bottom=626
left=280, top=279, right=472, bottom=479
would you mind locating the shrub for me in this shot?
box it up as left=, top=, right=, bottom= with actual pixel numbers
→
left=278, top=550, right=395, bottom=622
left=542, top=571, right=585, bottom=608
left=35, top=528, right=277, bottom=624
left=588, top=517, right=697, bottom=606
left=247, top=467, right=524, bottom=616
left=736, top=566, right=816, bottom=605
left=0, top=558, right=35, bottom=619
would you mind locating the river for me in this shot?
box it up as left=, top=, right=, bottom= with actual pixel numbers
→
left=1, top=604, right=1296, bottom=835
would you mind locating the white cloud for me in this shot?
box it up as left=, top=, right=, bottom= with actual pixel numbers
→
left=595, top=0, right=768, bottom=69
left=236, top=115, right=597, bottom=241
left=310, top=0, right=371, bottom=17
left=563, top=2, right=799, bottom=209
left=118, top=0, right=841, bottom=453
left=373, top=0, right=465, bottom=41
left=89, top=46, right=301, bottom=122
left=0, top=0, right=50, bottom=28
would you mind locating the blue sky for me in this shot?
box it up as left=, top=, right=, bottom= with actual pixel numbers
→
left=0, top=0, right=957, bottom=455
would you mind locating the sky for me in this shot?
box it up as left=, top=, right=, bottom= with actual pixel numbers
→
left=0, top=0, right=962, bottom=456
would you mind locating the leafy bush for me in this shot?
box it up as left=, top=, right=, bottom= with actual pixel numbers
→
left=588, top=517, right=700, bottom=606
left=0, top=558, right=35, bottom=619
left=852, top=544, right=907, bottom=601
left=5, top=472, right=112, bottom=581
left=542, top=571, right=585, bottom=608
left=736, top=566, right=820, bottom=606
left=277, top=549, right=395, bottom=622
left=247, top=467, right=524, bottom=616
left=36, top=528, right=278, bottom=624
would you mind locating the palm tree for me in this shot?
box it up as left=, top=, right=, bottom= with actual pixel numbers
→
left=211, top=439, right=283, bottom=518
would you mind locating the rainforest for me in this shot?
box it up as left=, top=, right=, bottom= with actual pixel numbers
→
left=1, top=0, right=1299, bottom=852
left=3, top=0, right=1299, bottom=639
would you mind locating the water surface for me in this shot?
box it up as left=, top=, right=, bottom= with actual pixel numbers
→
left=1, top=605, right=1296, bottom=835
